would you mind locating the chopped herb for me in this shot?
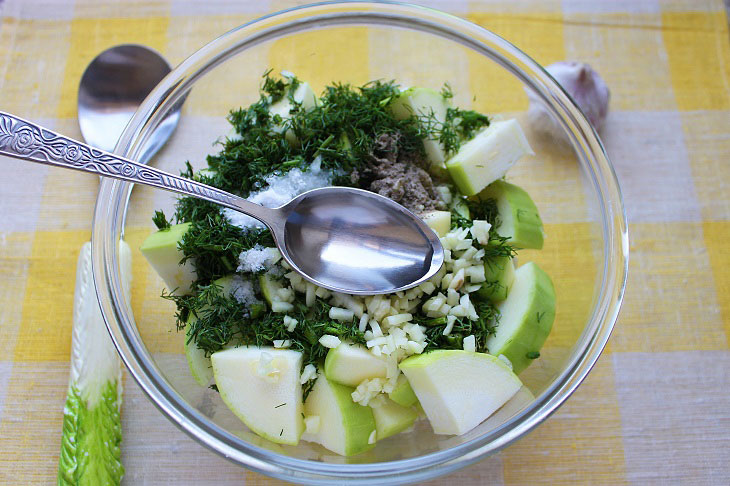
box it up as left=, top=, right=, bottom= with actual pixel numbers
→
left=440, top=83, right=454, bottom=100
left=261, top=69, right=289, bottom=103
left=280, top=429, right=283, bottom=437
left=526, top=351, right=541, bottom=360
left=416, top=300, right=499, bottom=353
left=275, top=403, right=286, bottom=409
left=418, top=88, right=490, bottom=155
left=152, top=210, right=171, bottom=230
left=208, top=384, right=219, bottom=392
left=536, top=311, right=546, bottom=323
left=163, top=281, right=365, bottom=374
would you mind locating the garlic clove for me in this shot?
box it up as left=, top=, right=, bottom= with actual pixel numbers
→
left=527, top=61, right=610, bottom=140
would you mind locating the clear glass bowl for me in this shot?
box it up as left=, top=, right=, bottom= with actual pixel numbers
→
left=92, top=2, right=628, bottom=484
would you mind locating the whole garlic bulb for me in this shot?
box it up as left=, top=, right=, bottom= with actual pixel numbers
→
left=527, top=61, right=610, bottom=141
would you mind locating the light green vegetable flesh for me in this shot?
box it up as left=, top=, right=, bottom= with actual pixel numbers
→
left=371, top=397, right=418, bottom=440
left=478, top=180, right=544, bottom=250
left=324, top=342, right=388, bottom=387
left=486, top=262, right=556, bottom=374
left=212, top=347, right=305, bottom=445
left=451, top=197, right=470, bottom=220
left=258, top=273, right=283, bottom=306
left=388, top=374, right=419, bottom=407
left=446, top=119, right=533, bottom=196
left=477, top=255, right=516, bottom=303
left=399, top=350, right=522, bottom=435
left=140, top=222, right=195, bottom=295
left=304, top=374, right=376, bottom=456
left=59, top=382, right=123, bottom=486
left=420, top=210, right=452, bottom=237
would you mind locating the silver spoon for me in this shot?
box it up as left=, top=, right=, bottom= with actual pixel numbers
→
left=79, top=44, right=179, bottom=155
left=78, top=44, right=182, bottom=236
left=0, top=112, right=444, bottom=294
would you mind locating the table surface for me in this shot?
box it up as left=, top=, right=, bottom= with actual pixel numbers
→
left=1, top=0, right=729, bottom=484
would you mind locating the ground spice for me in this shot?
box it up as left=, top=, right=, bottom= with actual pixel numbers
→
left=352, top=133, right=440, bottom=214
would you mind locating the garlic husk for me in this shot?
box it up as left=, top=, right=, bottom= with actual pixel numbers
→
left=526, top=61, right=610, bottom=141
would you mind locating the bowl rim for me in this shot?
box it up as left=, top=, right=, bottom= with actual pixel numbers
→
left=92, top=1, right=629, bottom=483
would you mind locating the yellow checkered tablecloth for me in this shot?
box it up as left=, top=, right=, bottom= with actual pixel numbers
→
left=1, top=0, right=729, bottom=484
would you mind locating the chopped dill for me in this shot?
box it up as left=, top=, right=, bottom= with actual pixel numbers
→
left=415, top=300, right=499, bottom=353
left=152, top=210, right=171, bottom=230
left=440, top=83, right=454, bottom=100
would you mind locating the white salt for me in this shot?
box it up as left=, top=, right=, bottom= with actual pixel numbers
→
left=229, top=275, right=262, bottom=312
left=237, top=245, right=281, bottom=273
left=224, top=157, right=332, bottom=230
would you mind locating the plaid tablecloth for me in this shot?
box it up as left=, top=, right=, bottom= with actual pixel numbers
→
left=1, top=0, right=729, bottom=484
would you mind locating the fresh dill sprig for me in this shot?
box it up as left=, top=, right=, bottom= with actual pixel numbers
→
left=152, top=210, right=171, bottom=230
left=440, top=83, right=454, bottom=100
left=261, top=69, right=289, bottom=103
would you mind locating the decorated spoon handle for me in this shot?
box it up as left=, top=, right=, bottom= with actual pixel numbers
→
left=0, top=111, right=277, bottom=225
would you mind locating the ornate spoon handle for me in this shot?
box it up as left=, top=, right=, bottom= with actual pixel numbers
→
left=0, top=111, right=277, bottom=224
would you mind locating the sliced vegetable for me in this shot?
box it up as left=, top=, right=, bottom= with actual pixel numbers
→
left=303, top=374, right=376, bottom=456
left=324, top=342, right=388, bottom=387
left=259, top=273, right=284, bottom=307
left=420, top=210, right=452, bottom=237
left=486, top=262, right=555, bottom=374
left=446, top=119, right=533, bottom=196
left=399, top=350, right=522, bottom=435
left=388, top=374, right=419, bottom=407
left=476, top=255, right=516, bottom=303
left=478, top=180, right=544, bottom=249
left=140, top=222, right=195, bottom=295
left=211, top=347, right=305, bottom=445
left=370, top=395, right=418, bottom=441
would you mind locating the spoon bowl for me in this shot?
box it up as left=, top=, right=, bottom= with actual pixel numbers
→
left=79, top=44, right=175, bottom=154
left=280, top=186, right=443, bottom=293
left=0, top=111, right=444, bottom=294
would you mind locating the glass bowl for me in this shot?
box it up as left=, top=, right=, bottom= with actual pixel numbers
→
left=92, top=2, right=628, bottom=484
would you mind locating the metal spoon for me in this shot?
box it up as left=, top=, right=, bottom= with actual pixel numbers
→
left=78, top=44, right=179, bottom=155
left=78, top=44, right=182, bottom=236
left=0, top=112, right=444, bottom=294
